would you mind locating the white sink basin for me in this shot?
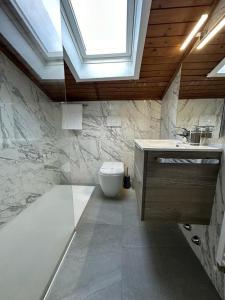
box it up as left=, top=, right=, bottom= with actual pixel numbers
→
left=134, top=139, right=223, bottom=152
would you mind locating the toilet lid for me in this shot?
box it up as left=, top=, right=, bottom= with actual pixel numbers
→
left=99, top=162, right=124, bottom=175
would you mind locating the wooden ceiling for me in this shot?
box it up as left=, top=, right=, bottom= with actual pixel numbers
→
left=64, top=0, right=225, bottom=101
left=1, top=0, right=225, bottom=101
left=180, top=34, right=225, bottom=99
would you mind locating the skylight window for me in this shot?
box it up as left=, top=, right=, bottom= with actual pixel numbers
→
left=70, top=0, right=128, bottom=56
left=61, top=0, right=151, bottom=81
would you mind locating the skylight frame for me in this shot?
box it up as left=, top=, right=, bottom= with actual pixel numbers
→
left=1, top=0, right=64, bottom=80
left=61, top=0, right=151, bottom=82
left=64, top=0, right=135, bottom=61
left=10, top=0, right=63, bottom=58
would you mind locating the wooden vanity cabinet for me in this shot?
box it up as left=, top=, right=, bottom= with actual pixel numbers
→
left=133, top=145, right=222, bottom=224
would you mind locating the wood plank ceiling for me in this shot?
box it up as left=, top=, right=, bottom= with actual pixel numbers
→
left=65, top=0, right=225, bottom=101
left=1, top=0, right=225, bottom=101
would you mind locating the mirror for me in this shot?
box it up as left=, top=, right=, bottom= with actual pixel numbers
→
left=176, top=98, right=224, bottom=143
left=0, top=0, right=65, bottom=101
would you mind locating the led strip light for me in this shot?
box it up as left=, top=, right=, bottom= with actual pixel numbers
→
left=180, top=14, right=208, bottom=51
left=197, top=16, right=225, bottom=49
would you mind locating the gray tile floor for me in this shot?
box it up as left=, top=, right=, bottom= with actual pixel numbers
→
left=46, top=186, right=221, bottom=300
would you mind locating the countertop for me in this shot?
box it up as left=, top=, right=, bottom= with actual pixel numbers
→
left=134, top=139, right=223, bottom=152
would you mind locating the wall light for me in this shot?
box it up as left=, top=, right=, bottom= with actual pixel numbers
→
left=197, top=16, right=225, bottom=50
left=180, top=14, right=208, bottom=51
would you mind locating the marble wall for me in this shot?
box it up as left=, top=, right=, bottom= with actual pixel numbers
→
left=0, top=51, right=162, bottom=226
left=177, top=98, right=225, bottom=299
left=160, top=68, right=181, bottom=139
left=68, top=100, right=161, bottom=184
left=0, top=52, right=69, bottom=228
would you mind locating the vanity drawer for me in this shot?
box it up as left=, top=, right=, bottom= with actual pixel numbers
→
left=134, top=148, right=222, bottom=224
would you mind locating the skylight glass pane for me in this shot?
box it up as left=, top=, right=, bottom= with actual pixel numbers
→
left=15, top=0, right=62, bottom=53
left=218, top=65, right=225, bottom=74
left=70, top=0, right=127, bottom=55
left=42, top=0, right=62, bottom=39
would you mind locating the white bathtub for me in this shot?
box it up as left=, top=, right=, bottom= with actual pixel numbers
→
left=0, top=185, right=95, bottom=300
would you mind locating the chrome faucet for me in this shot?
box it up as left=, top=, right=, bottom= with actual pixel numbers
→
left=175, top=127, right=190, bottom=141
left=176, top=126, right=214, bottom=145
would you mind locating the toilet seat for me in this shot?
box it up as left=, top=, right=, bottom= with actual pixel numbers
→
left=99, top=162, right=124, bottom=175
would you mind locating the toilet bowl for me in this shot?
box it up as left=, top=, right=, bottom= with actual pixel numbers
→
left=99, top=162, right=124, bottom=197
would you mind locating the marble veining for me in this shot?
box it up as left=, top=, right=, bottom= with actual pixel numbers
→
left=68, top=100, right=161, bottom=184
left=160, top=68, right=181, bottom=139
left=0, top=52, right=69, bottom=228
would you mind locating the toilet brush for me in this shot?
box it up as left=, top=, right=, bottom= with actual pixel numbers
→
left=123, top=167, right=131, bottom=189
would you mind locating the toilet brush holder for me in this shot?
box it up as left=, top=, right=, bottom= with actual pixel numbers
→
left=123, top=167, right=131, bottom=189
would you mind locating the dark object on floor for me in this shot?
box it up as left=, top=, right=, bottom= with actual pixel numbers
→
left=192, top=235, right=201, bottom=246
left=123, top=167, right=131, bottom=189
left=183, top=224, right=192, bottom=231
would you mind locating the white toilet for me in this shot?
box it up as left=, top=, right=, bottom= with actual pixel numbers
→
left=99, top=162, right=124, bottom=197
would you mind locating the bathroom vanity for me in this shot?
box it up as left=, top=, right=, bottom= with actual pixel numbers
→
left=134, top=140, right=222, bottom=224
